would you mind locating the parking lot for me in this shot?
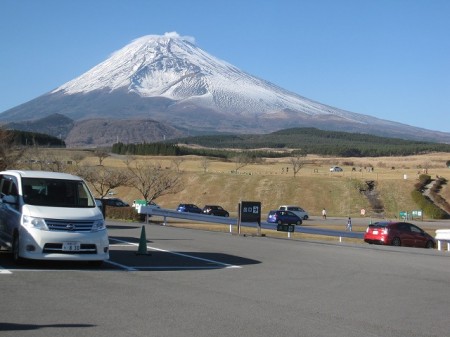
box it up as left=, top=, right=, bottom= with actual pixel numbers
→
left=1, top=220, right=450, bottom=337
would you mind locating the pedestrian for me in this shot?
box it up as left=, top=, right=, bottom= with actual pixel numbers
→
left=346, top=217, right=352, bottom=231
left=322, top=208, right=327, bottom=219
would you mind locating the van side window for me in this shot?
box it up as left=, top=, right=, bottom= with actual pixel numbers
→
left=0, top=175, right=18, bottom=197
left=0, top=175, right=19, bottom=210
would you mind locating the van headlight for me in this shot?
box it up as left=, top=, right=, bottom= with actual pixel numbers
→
left=92, top=219, right=106, bottom=231
left=22, top=215, right=49, bottom=230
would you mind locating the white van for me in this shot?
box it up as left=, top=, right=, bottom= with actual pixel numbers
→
left=278, top=205, right=309, bottom=220
left=0, top=170, right=109, bottom=265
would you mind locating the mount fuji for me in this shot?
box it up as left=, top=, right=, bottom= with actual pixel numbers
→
left=1, top=32, right=449, bottom=146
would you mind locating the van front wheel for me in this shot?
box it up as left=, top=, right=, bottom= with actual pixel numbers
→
left=12, top=233, right=25, bottom=265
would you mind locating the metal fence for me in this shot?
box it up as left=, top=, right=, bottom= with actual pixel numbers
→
left=137, top=206, right=364, bottom=240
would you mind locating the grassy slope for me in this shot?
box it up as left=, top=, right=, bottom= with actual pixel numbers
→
left=37, top=149, right=450, bottom=219
left=108, top=154, right=448, bottom=219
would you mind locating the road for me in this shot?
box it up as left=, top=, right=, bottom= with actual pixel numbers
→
left=305, top=215, right=450, bottom=229
left=1, top=220, right=449, bottom=337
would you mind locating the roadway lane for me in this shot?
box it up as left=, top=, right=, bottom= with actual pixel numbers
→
left=1, top=220, right=449, bottom=337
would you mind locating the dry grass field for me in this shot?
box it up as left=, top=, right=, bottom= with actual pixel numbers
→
left=39, top=149, right=450, bottom=221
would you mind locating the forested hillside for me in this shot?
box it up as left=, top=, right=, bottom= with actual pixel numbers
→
left=112, top=127, right=450, bottom=157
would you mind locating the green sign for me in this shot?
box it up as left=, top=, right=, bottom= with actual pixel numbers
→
left=133, top=199, right=147, bottom=206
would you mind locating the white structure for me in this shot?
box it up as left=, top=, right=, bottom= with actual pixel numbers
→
left=435, top=229, right=450, bottom=251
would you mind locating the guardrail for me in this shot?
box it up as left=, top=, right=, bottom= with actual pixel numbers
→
left=138, top=206, right=364, bottom=240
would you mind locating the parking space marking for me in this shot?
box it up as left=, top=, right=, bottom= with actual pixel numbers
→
left=1, top=266, right=12, bottom=274
left=110, top=238, right=242, bottom=270
left=1, top=238, right=242, bottom=273
left=105, top=259, right=137, bottom=271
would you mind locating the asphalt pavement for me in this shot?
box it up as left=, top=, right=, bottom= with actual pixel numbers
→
left=1, top=220, right=449, bottom=337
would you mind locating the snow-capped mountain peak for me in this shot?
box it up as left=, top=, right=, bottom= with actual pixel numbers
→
left=53, top=32, right=358, bottom=120
left=3, top=32, right=450, bottom=146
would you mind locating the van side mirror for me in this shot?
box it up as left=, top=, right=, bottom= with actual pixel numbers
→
left=3, top=195, right=18, bottom=205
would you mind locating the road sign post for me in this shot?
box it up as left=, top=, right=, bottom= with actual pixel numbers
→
left=239, top=201, right=261, bottom=236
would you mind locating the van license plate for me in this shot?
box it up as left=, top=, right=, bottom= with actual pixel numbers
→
left=62, top=242, right=80, bottom=252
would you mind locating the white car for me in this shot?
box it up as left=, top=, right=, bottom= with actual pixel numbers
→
left=278, top=205, right=309, bottom=220
left=330, top=166, right=343, bottom=172
left=0, top=170, right=109, bottom=265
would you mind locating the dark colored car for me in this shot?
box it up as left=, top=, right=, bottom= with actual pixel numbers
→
left=203, top=205, right=229, bottom=217
left=364, top=221, right=435, bottom=248
left=96, top=197, right=129, bottom=207
left=176, top=203, right=203, bottom=213
left=267, top=210, right=302, bottom=225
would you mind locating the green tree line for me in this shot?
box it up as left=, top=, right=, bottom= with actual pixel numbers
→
left=112, top=127, right=450, bottom=158
left=12, top=130, right=65, bottom=147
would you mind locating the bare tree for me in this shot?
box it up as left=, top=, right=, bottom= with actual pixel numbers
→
left=232, top=153, right=250, bottom=173
left=127, top=161, right=183, bottom=202
left=94, top=148, right=110, bottom=166
left=289, top=153, right=307, bottom=178
left=0, top=128, right=27, bottom=170
left=71, top=152, right=87, bottom=167
left=77, top=166, right=131, bottom=198
left=200, top=157, right=209, bottom=173
left=43, top=153, right=67, bottom=172
left=171, top=157, right=184, bottom=172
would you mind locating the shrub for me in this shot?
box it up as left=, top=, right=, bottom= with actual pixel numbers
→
left=104, top=206, right=141, bottom=221
left=411, top=177, right=447, bottom=219
left=418, top=174, right=431, bottom=186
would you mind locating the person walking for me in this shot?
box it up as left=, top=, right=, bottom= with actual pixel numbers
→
left=346, top=217, right=352, bottom=231
left=322, top=208, right=327, bottom=219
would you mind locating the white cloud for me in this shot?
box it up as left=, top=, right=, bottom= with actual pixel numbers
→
left=164, top=31, right=195, bottom=44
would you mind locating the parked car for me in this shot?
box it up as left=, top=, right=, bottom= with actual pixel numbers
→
left=267, top=210, right=302, bottom=225
left=330, top=166, right=343, bottom=172
left=203, top=205, right=229, bottom=217
left=96, top=197, right=129, bottom=207
left=364, top=221, right=435, bottom=248
left=176, top=203, right=203, bottom=213
left=0, top=170, right=109, bottom=265
left=278, top=205, right=309, bottom=220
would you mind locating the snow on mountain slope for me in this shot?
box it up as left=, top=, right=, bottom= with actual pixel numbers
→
left=53, top=32, right=370, bottom=125
left=4, top=32, right=450, bottom=145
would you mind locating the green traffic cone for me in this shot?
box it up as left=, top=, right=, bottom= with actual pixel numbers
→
left=136, top=225, right=150, bottom=255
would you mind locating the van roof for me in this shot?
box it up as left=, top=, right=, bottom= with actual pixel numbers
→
left=0, top=170, right=83, bottom=180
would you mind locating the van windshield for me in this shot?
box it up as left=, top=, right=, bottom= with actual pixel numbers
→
left=22, top=178, right=95, bottom=208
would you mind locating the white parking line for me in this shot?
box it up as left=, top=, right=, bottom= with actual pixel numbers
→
left=109, top=238, right=242, bottom=269
left=0, top=267, right=12, bottom=274
left=104, top=259, right=137, bottom=271
left=1, top=239, right=242, bottom=273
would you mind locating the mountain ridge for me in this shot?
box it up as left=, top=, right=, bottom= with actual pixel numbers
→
left=1, top=32, right=449, bottom=146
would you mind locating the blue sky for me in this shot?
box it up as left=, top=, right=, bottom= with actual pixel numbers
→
left=1, top=0, right=449, bottom=133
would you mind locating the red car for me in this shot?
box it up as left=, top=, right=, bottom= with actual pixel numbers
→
left=364, top=221, right=435, bottom=248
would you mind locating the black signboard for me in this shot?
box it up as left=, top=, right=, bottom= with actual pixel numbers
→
left=277, top=224, right=295, bottom=232
left=240, top=201, right=261, bottom=223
